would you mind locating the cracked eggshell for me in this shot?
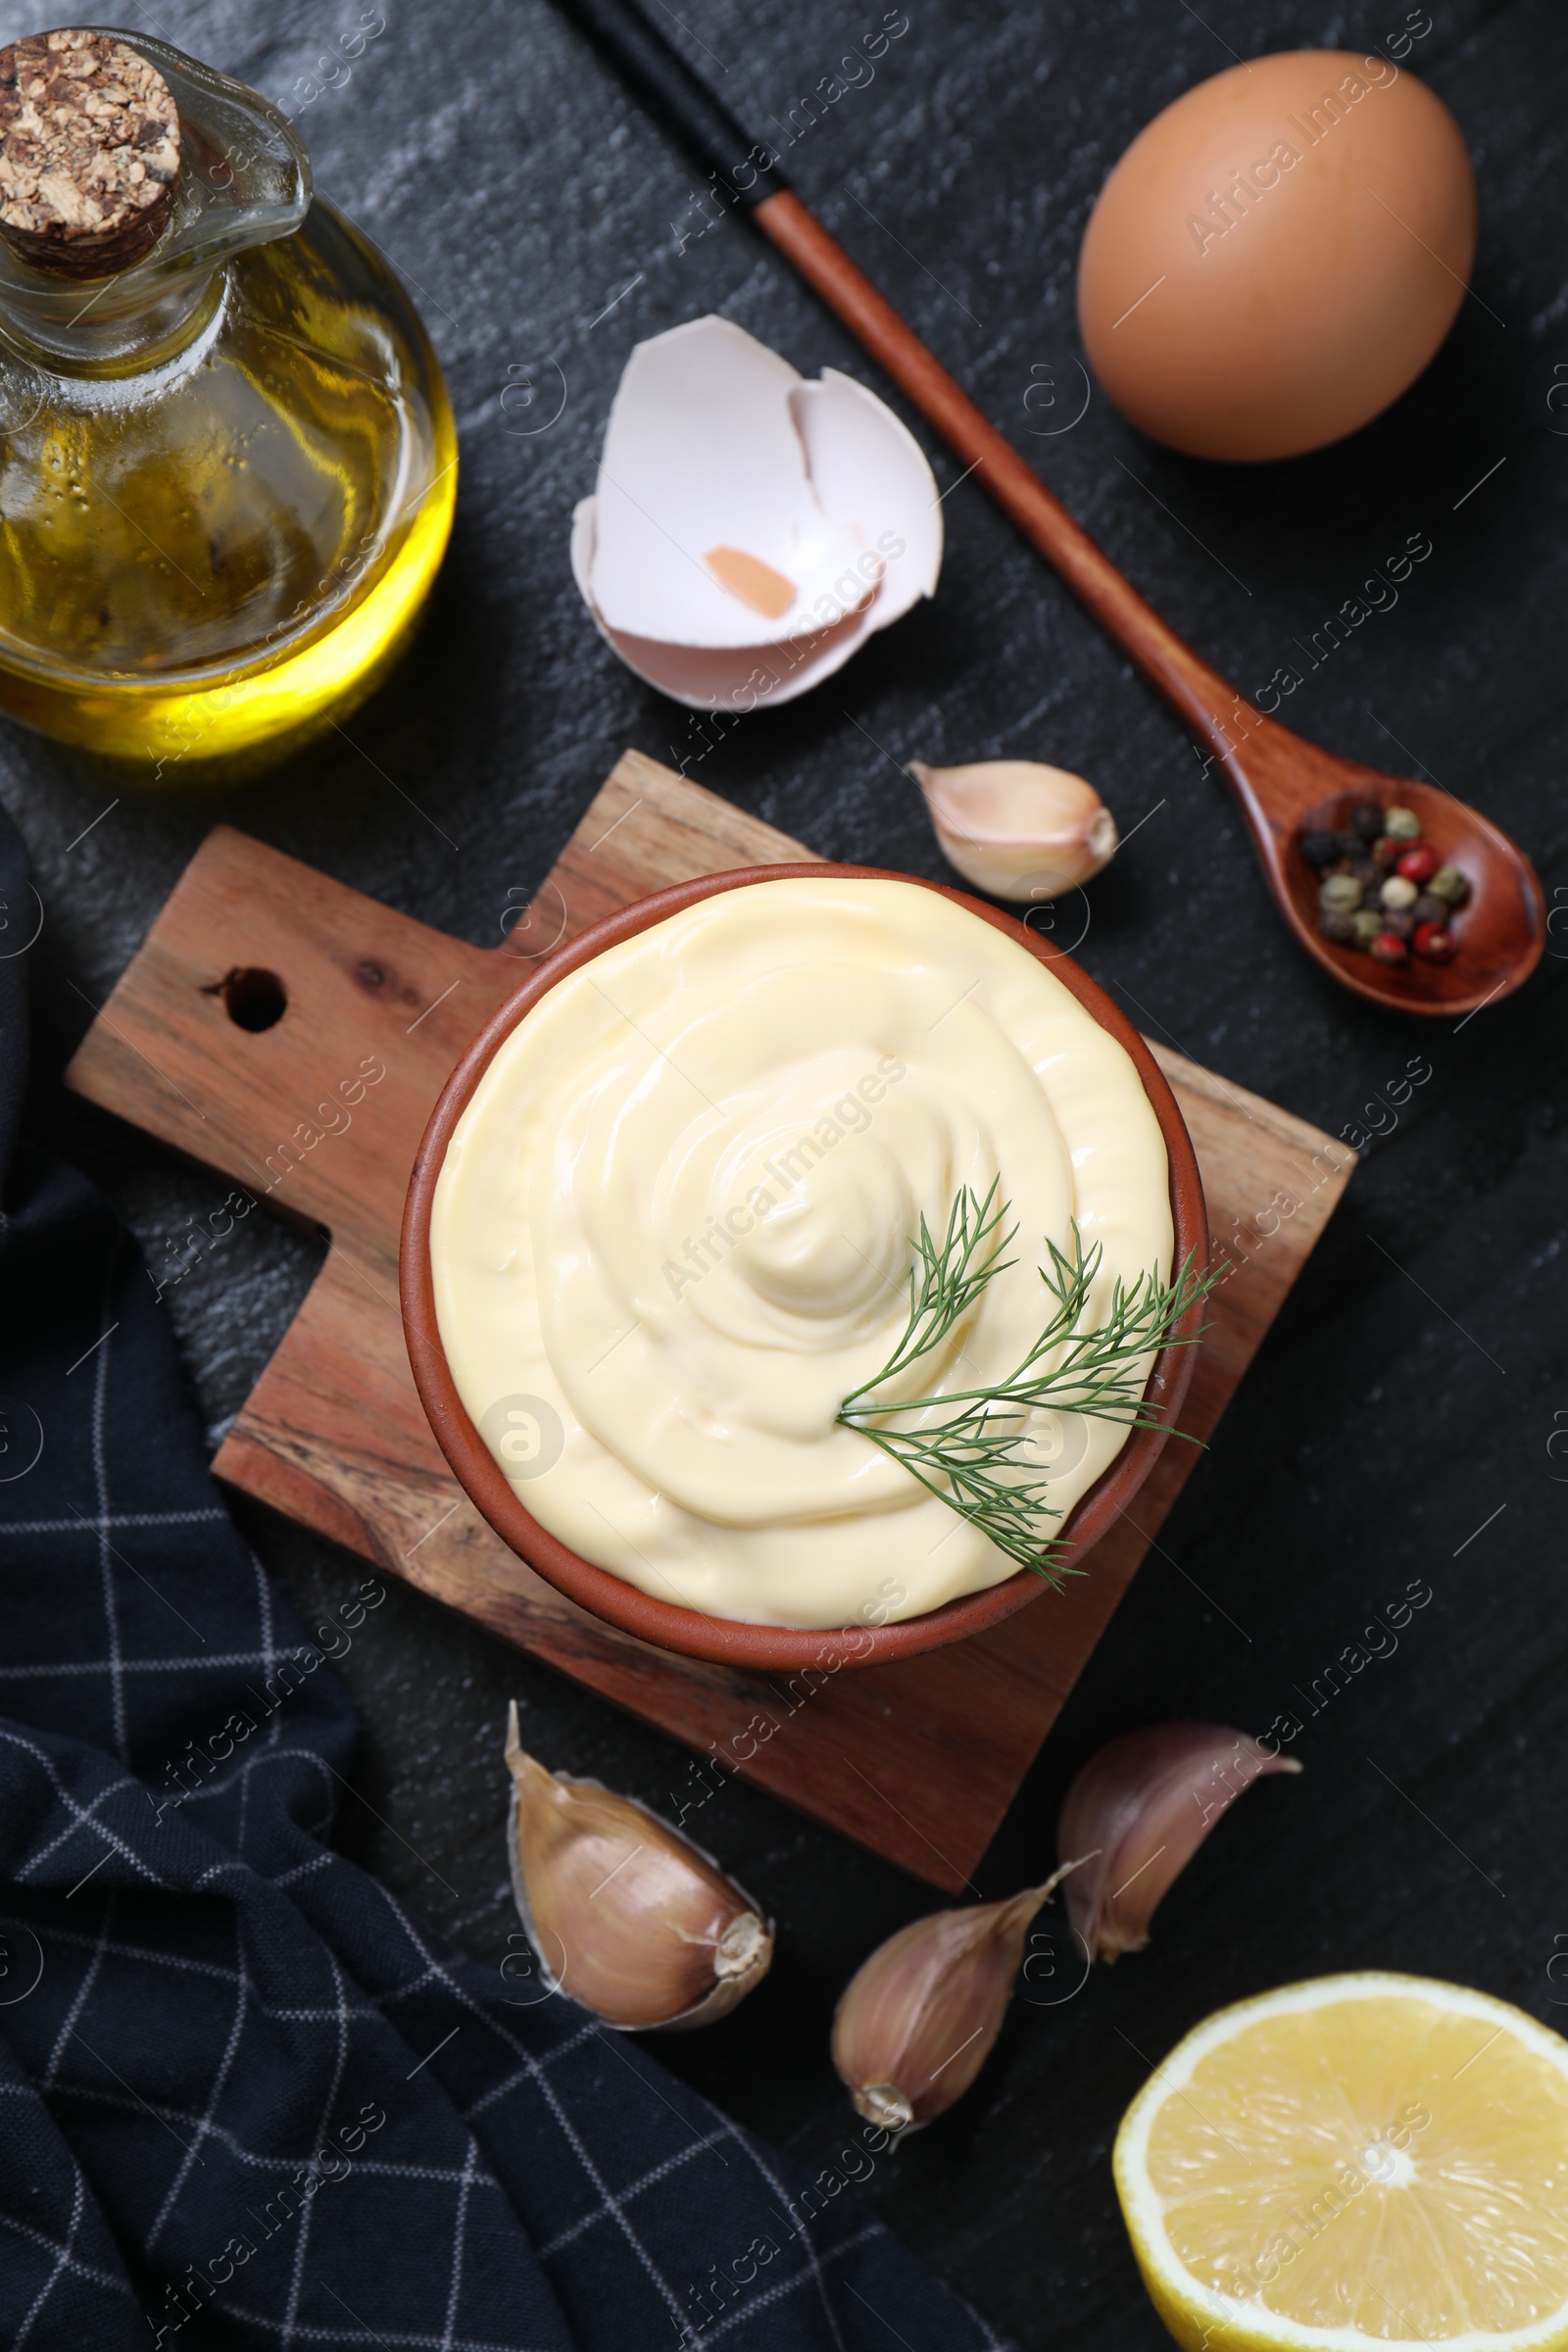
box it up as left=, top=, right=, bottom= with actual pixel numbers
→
left=590, top=318, right=869, bottom=649
left=572, top=316, right=942, bottom=710
left=571, top=496, right=881, bottom=710
left=788, top=370, right=942, bottom=626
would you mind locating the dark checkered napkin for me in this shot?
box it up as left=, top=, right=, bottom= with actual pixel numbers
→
left=0, top=804, right=1004, bottom=2352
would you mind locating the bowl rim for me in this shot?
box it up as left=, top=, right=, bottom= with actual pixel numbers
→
left=401, top=862, right=1208, bottom=1671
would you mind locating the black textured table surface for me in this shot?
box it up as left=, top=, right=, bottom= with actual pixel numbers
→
left=4, top=2, right=1565, bottom=2344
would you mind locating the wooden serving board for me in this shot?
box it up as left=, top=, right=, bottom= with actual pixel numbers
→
left=67, top=753, right=1354, bottom=1890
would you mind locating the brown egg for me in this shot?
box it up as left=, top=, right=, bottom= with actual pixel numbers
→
left=1078, top=51, right=1477, bottom=463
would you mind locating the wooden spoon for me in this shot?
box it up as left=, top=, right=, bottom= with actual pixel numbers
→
left=561, top=0, right=1547, bottom=1018
left=756, top=195, right=1545, bottom=1019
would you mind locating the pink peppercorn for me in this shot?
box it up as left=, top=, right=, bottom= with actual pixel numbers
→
left=1369, top=931, right=1409, bottom=964
left=1396, top=845, right=1442, bottom=885
left=1412, top=921, right=1456, bottom=962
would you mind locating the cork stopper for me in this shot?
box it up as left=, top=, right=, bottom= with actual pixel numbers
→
left=0, top=28, right=180, bottom=279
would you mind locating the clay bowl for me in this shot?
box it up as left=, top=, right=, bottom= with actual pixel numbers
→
left=401, top=863, right=1208, bottom=1672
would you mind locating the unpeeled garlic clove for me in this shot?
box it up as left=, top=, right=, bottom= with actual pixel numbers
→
left=908, top=759, right=1119, bottom=904
left=830, top=1861, right=1080, bottom=2133
left=1057, top=1722, right=1301, bottom=1963
left=504, top=1702, right=773, bottom=2032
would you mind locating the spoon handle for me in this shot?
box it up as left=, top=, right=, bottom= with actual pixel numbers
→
left=557, top=0, right=1253, bottom=762
left=755, top=190, right=1245, bottom=761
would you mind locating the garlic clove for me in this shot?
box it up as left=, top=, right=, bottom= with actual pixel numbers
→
left=504, top=1702, right=773, bottom=2032
left=908, top=759, right=1119, bottom=903
left=1056, top=1722, right=1301, bottom=1963
left=830, top=1861, right=1080, bottom=2133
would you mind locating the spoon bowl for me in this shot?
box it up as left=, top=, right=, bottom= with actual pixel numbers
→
left=1218, top=710, right=1545, bottom=1017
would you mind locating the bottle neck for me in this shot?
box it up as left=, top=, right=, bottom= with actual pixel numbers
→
left=0, top=258, right=221, bottom=372
left=0, top=32, right=308, bottom=377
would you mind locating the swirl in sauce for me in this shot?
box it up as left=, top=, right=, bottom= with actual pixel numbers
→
left=430, top=876, right=1172, bottom=1627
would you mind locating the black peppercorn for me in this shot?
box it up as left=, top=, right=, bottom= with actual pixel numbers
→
left=1319, top=906, right=1357, bottom=943
left=1350, top=858, right=1383, bottom=891
left=1336, top=831, right=1363, bottom=859
left=1410, top=893, right=1446, bottom=927
left=1377, top=906, right=1414, bottom=941
left=1300, top=830, right=1342, bottom=867
left=1350, top=800, right=1385, bottom=842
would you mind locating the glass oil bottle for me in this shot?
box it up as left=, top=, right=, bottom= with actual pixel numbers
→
left=0, top=27, right=457, bottom=776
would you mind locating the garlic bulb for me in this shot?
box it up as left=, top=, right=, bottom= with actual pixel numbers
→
left=504, top=1703, right=773, bottom=2031
left=908, top=760, right=1118, bottom=904
left=830, top=1862, right=1079, bottom=2133
left=1057, top=1722, right=1301, bottom=1962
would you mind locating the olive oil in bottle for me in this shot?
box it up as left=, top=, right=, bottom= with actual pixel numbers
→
left=0, top=27, right=457, bottom=774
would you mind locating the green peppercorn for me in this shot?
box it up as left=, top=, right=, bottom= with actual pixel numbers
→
left=1319, top=906, right=1358, bottom=943
left=1427, top=863, right=1471, bottom=907
left=1320, top=873, right=1363, bottom=912
left=1351, top=908, right=1384, bottom=948
left=1384, top=807, right=1421, bottom=841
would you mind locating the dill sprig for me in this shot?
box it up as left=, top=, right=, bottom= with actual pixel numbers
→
left=837, top=1181, right=1218, bottom=1584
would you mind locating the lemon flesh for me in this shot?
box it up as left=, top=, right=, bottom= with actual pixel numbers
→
left=1114, top=1973, right=1568, bottom=2351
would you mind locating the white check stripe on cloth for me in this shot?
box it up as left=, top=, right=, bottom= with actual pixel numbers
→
left=11, top=2171, right=91, bottom=2352
left=41, top=1891, right=116, bottom=2092
left=0, top=1653, right=310, bottom=1679
left=43, top=2076, right=518, bottom=2188
left=535, top=2130, right=737, bottom=2257
left=89, top=1273, right=128, bottom=1763
left=0, top=1509, right=229, bottom=1536
left=18, top=1772, right=132, bottom=1878
left=692, top=2225, right=883, bottom=2351
left=0, top=2196, right=137, bottom=2301
left=441, top=2142, right=482, bottom=2352
left=1, top=1726, right=166, bottom=1894
left=146, top=1943, right=251, bottom=2248
left=279, top=1944, right=355, bottom=2351
left=217, top=2314, right=555, bottom=2351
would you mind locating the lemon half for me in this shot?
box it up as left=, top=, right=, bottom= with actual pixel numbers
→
left=1114, top=1973, right=1568, bottom=2352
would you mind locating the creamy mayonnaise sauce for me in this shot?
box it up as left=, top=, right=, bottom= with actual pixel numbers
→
left=430, top=876, right=1172, bottom=1628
